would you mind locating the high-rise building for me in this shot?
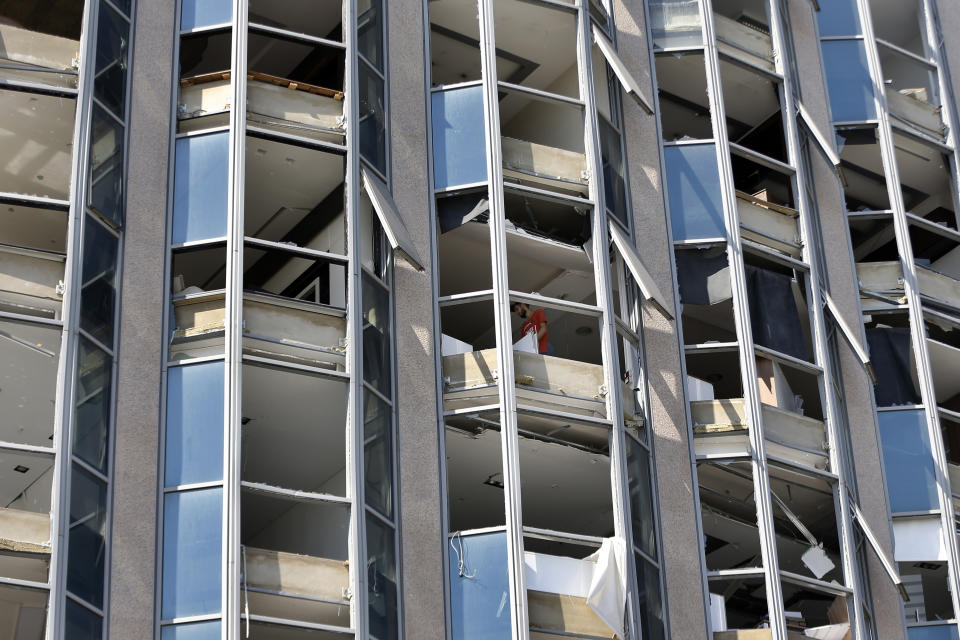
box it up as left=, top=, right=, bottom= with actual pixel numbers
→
left=0, top=0, right=958, bottom=638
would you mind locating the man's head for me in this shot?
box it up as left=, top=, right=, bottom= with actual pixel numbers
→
left=511, top=302, right=530, bottom=319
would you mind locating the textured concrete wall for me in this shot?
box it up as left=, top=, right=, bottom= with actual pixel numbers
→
left=387, top=2, right=447, bottom=637
left=107, top=0, right=172, bottom=635
left=786, top=0, right=904, bottom=637
left=614, top=1, right=711, bottom=636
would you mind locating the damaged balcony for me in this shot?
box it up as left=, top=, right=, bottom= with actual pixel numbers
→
left=0, top=2, right=82, bottom=90
left=178, top=14, right=346, bottom=141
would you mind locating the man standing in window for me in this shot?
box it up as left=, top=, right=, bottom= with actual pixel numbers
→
left=511, top=302, right=553, bottom=355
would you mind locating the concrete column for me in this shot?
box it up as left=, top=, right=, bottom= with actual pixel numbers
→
left=787, top=0, right=905, bottom=637
left=107, top=0, right=174, bottom=635
left=614, top=0, right=711, bottom=636
left=387, top=2, right=447, bottom=637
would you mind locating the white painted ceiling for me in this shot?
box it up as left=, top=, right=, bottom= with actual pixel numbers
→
left=0, top=89, right=76, bottom=200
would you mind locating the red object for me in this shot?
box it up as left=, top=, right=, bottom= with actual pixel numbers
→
left=520, top=308, right=549, bottom=354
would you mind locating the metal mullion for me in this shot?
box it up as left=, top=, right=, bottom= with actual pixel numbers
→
left=576, top=3, right=643, bottom=637
left=360, top=264, right=390, bottom=290
left=506, top=290, right=602, bottom=317
left=71, top=455, right=110, bottom=484
left=100, top=0, right=130, bottom=20
left=160, top=613, right=222, bottom=626
left=0, top=310, right=64, bottom=327
left=240, top=354, right=350, bottom=380
left=442, top=404, right=501, bottom=418
left=0, top=441, right=56, bottom=455
left=495, top=79, right=585, bottom=107
left=163, top=481, right=224, bottom=493
left=858, top=0, right=960, bottom=622
left=166, top=354, right=226, bottom=368
left=49, top=0, right=103, bottom=635
left=362, top=380, right=393, bottom=407
left=0, top=575, right=51, bottom=590
left=247, top=22, right=346, bottom=51
left=889, top=117, right=952, bottom=148
left=476, top=0, right=527, bottom=636
left=430, top=79, right=484, bottom=93
left=521, top=525, right=602, bottom=547
left=700, top=0, right=788, bottom=635
left=91, top=95, right=125, bottom=128
left=239, top=481, right=351, bottom=506
left=242, top=236, right=349, bottom=264
left=245, top=125, right=348, bottom=155
left=503, top=181, right=596, bottom=208
left=0, top=77, right=80, bottom=97
left=343, top=0, right=369, bottom=637
left=365, top=503, right=395, bottom=528
left=174, top=125, right=231, bottom=140
left=752, top=345, right=822, bottom=375
left=77, top=327, right=115, bottom=357
left=180, top=23, right=232, bottom=37
left=716, top=50, right=784, bottom=82
left=223, top=0, right=248, bottom=635
left=728, top=141, right=796, bottom=174
left=514, top=403, right=612, bottom=428
left=357, top=53, right=384, bottom=80
left=0, top=192, right=71, bottom=210
left=741, top=240, right=810, bottom=271
left=874, top=37, right=937, bottom=69
left=65, top=590, right=106, bottom=617
left=243, top=613, right=354, bottom=634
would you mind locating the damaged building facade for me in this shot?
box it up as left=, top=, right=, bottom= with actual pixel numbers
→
left=2, top=0, right=960, bottom=638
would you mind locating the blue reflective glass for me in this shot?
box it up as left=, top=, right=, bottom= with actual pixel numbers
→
left=822, top=40, right=875, bottom=122
left=432, top=86, right=487, bottom=190
left=664, top=144, right=725, bottom=241
left=165, top=361, right=225, bottom=486
left=162, top=488, right=223, bottom=619
left=449, top=531, right=511, bottom=640
left=162, top=620, right=223, bottom=640
left=180, top=0, right=232, bottom=30
left=173, top=133, right=229, bottom=244
left=878, top=410, right=938, bottom=513
left=816, top=0, right=861, bottom=37
left=909, top=625, right=960, bottom=640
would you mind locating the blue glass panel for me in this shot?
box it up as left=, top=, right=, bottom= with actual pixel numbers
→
left=162, top=488, right=223, bottom=619
left=65, top=598, right=102, bottom=639
left=162, top=621, right=223, bottom=640
left=432, top=86, right=487, bottom=190
left=181, top=0, right=232, bottom=30
left=878, top=410, right=938, bottom=513
left=909, top=625, right=960, bottom=640
left=67, top=465, right=108, bottom=608
left=664, top=144, right=725, bottom=241
left=173, top=133, right=229, bottom=244
left=816, top=0, right=861, bottom=37
left=822, top=40, right=876, bottom=122
left=165, top=361, right=225, bottom=487
left=449, top=531, right=511, bottom=640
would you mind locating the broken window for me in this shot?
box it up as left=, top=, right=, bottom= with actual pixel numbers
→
left=503, top=190, right=594, bottom=302
left=707, top=575, right=769, bottom=633
left=178, top=29, right=232, bottom=132
left=0, top=582, right=48, bottom=638
left=499, top=87, right=587, bottom=197
left=239, top=491, right=350, bottom=629
left=899, top=561, right=955, bottom=625
left=712, top=0, right=774, bottom=73
left=429, top=0, right=481, bottom=87
left=161, top=487, right=223, bottom=619
left=768, top=463, right=843, bottom=584
left=686, top=347, right=743, bottom=403
left=648, top=0, right=703, bottom=49
left=837, top=127, right=891, bottom=212
left=0, top=88, right=77, bottom=201
left=699, top=461, right=764, bottom=573
left=444, top=413, right=506, bottom=531
left=172, top=131, right=229, bottom=245
left=492, top=0, right=579, bottom=99
left=779, top=580, right=850, bottom=633
left=0, top=3, right=82, bottom=89
left=517, top=413, right=613, bottom=538
left=0, top=231, right=66, bottom=321
left=894, top=131, right=957, bottom=226
left=249, top=0, right=342, bottom=42
left=431, top=85, right=488, bottom=190
left=880, top=44, right=942, bottom=138
left=180, top=0, right=231, bottom=30
left=593, top=48, right=630, bottom=226
left=926, top=315, right=960, bottom=414
left=720, top=59, right=786, bottom=164
left=878, top=409, right=938, bottom=513
left=240, top=362, right=347, bottom=494
left=436, top=190, right=493, bottom=296
left=0, top=447, right=54, bottom=582
left=656, top=53, right=713, bottom=142
left=743, top=254, right=813, bottom=362
left=439, top=300, right=499, bottom=415
left=169, top=244, right=227, bottom=360
left=868, top=0, right=926, bottom=58
left=821, top=39, right=876, bottom=123
left=0, top=317, right=61, bottom=447
left=665, top=143, right=726, bottom=241
left=676, top=245, right=736, bottom=344
left=865, top=314, right=922, bottom=407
